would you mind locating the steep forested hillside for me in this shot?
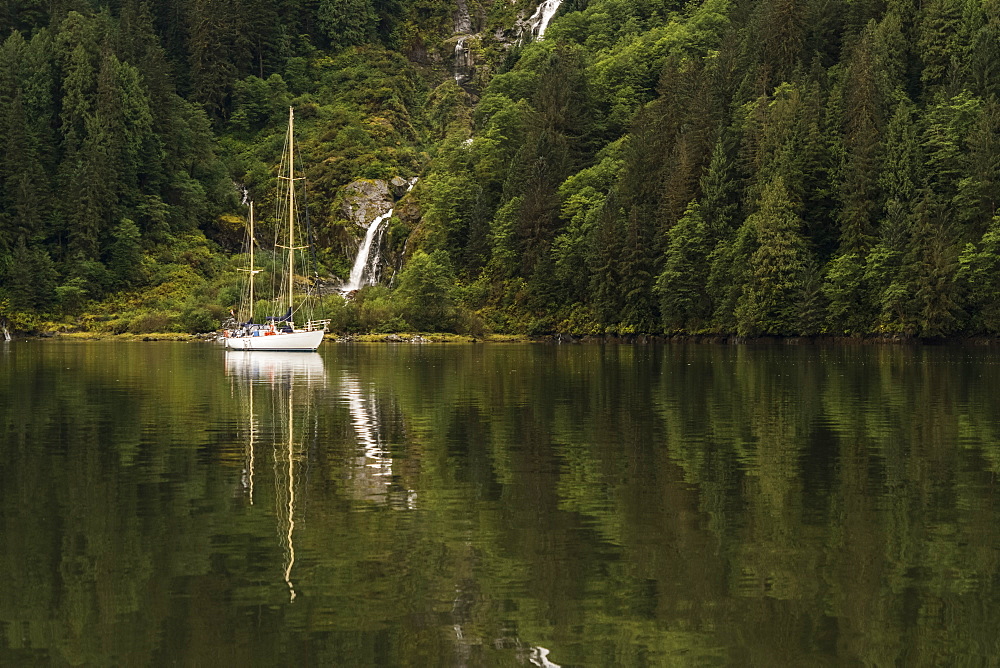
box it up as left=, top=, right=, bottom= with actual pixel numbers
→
left=2, top=0, right=999, bottom=338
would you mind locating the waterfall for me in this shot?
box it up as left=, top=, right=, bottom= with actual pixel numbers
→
left=525, top=0, right=563, bottom=41
left=454, top=36, right=471, bottom=83
left=340, top=179, right=416, bottom=294
left=342, top=210, right=392, bottom=292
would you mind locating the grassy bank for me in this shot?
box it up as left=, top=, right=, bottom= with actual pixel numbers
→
left=31, top=331, right=534, bottom=343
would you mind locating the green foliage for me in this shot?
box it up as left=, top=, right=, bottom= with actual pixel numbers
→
left=656, top=202, right=710, bottom=332
left=823, top=252, right=870, bottom=334
left=4, top=0, right=1000, bottom=338
left=230, top=75, right=291, bottom=133
left=106, top=219, right=144, bottom=291
left=959, top=214, right=1000, bottom=333
left=319, top=0, right=377, bottom=49
left=735, top=178, right=813, bottom=336
left=3, top=239, right=56, bottom=311
left=394, top=249, right=456, bottom=331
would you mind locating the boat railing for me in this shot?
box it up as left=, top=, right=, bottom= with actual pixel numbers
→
left=305, top=319, right=331, bottom=332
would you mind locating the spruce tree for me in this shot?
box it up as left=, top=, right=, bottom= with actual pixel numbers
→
left=905, top=190, right=963, bottom=336
left=587, top=199, right=624, bottom=329
left=866, top=100, right=922, bottom=332
left=707, top=222, right=756, bottom=334
left=837, top=21, right=887, bottom=255
left=618, top=206, right=658, bottom=333
left=958, top=213, right=1000, bottom=332
left=736, top=176, right=813, bottom=336
left=656, top=201, right=710, bottom=333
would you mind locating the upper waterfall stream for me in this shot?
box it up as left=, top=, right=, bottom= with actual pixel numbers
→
left=525, top=0, right=563, bottom=40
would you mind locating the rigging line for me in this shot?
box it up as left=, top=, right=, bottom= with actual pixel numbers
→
left=293, top=139, right=319, bottom=278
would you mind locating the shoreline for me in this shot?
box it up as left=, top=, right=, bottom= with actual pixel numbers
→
left=8, top=331, right=1000, bottom=346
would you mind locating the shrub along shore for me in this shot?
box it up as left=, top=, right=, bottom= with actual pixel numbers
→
left=12, top=330, right=1000, bottom=347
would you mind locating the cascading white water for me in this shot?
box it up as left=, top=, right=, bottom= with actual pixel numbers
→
left=454, top=36, right=471, bottom=83
left=342, top=209, right=392, bottom=292
left=525, top=0, right=563, bottom=41
left=340, top=179, right=416, bottom=294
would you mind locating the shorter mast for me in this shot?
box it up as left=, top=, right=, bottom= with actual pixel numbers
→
left=238, top=201, right=261, bottom=323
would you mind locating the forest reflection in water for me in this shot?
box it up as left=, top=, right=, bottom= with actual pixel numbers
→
left=2, top=341, right=1000, bottom=665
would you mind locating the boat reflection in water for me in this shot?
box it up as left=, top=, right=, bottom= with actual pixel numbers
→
left=224, top=352, right=415, bottom=602
left=225, top=350, right=326, bottom=383
left=226, top=351, right=326, bottom=601
left=219, top=349, right=559, bottom=662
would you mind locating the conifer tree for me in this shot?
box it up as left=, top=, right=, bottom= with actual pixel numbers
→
left=618, top=206, right=658, bottom=333
left=4, top=93, right=50, bottom=246
left=837, top=20, right=887, bottom=254
left=5, top=238, right=57, bottom=311
left=186, top=0, right=250, bottom=118
left=656, top=201, right=710, bottom=332
left=117, top=0, right=175, bottom=113
left=867, top=100, right=922, bottom=332
left=699, top=132, right=741, bottom=243
left=964, top=19, right=1000, bottom=100
left=958, top=213, right=1000, bottom=332
left=707, top=221, right=756, bottom=333
left=922, top=91, right=981, bottom=235
left=587, top=199, right=624, bottom=329
left=961, top=100, right=1000, bottom=237
left=904, top=190, right=963, bottom=336
left=736, top=176, right=813, bottom=335
left=823, top=252, right=869, bottom=333
left=917, top=0, right=965, bottom=93
left=318, top=0, right=377, bottom=49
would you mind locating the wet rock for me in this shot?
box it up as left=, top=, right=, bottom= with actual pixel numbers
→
left=393, top=191, right=422, bottom=226
left=340, top=179, right=393, bottom=227
left=389, top=176, right=412, bottom=198
left=454, top=0, right=473, bottom=34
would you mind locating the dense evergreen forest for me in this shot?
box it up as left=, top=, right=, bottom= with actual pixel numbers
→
left=1, top=0, right=1000, bottom=337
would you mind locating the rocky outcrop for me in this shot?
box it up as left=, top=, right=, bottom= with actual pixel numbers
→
left=392, top=191, right=421, bottom=226
left=454, top=0, right=473, bottom=34
left=450, top=0, right=477, bottom=87
left=389, top=176, right=415, bottom=199
left=340, top=179, right=394, bottom=227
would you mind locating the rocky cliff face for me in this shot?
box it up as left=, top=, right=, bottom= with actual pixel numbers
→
left=339, top=179, right=394, bottom=227
left=447, top=1, right=558, bottom=91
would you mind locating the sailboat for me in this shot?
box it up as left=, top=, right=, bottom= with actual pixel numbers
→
left=225, top=107, right=328, bottom=352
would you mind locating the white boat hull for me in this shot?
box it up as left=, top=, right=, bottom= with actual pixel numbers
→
left=225, top=329, right=325, bottom=351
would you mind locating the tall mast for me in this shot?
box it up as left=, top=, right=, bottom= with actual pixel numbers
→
left=248, top=201, right=255, bottom=319
left=278, top=106, right=306, bottom=324
left=287, top=106, right=296, bottom=316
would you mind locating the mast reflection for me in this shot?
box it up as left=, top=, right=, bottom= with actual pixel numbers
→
left=226, top=351, right=326, bottom=602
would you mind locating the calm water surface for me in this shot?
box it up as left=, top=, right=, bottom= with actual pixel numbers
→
left=3, top=341, right=1000, bottom=666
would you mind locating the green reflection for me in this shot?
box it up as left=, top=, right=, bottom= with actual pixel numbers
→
left=2, top=342, right=1000, bottom=665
